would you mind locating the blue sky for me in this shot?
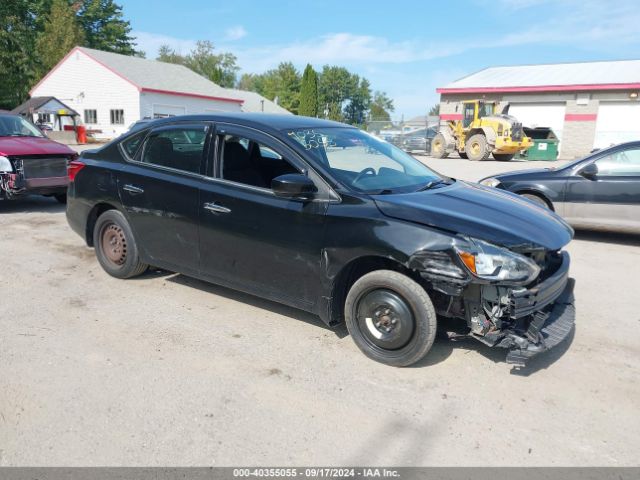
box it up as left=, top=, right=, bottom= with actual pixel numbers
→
left=121, top=0, right=640, bottom=119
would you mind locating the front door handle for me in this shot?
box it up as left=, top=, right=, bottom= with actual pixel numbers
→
left=203, top=202, right=231, bottom=214
left=123, top=184, right=144, bottom=195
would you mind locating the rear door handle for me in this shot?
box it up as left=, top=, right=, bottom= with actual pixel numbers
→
left=123, top=184, right=144, bottom=195
left=203, top=202, right=231, bottom=214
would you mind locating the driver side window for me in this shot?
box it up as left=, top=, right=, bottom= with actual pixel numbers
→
left=219, top=134, right=299, bottom=189
left=595, top=148, right=640, bottom=176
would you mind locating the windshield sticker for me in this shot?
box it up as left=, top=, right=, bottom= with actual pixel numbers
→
left=288, top=130, right=336, bottom=150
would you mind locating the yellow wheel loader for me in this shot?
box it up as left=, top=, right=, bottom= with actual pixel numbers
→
left=431, top=100, right=532, bottom=161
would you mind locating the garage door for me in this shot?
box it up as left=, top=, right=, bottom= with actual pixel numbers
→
left=594, top=102, right=640, bottom=149
left=152, top=104, right=186, bottom=118
left=508, top=103, right=566, bottom=140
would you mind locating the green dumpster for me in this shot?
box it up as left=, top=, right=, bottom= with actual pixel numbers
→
left=517, top=127, right=559, bottom=161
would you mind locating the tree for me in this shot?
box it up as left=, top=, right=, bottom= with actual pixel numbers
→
left=344, top=76, right=371, bottom=126
left=36, top=0, right=84, bottom=77
left=77, top=0, right=138, bottom=55
left=185, top=40, right=238, bottom=88
left=370, top=91, right=394, bottom=121
left=0, top=0, right=40, bottom=109
left=237, top=62, right=301, bottom=114
left=428, top=104, right=440, bottom=116
left=157, top=41, right=239, bottom=88
left=299, top=64, right=318, bottom=117
left=157, top=44, right=186, bottom=65
left=317, top=65, right=355, bottom=121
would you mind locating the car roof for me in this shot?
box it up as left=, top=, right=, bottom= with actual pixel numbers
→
left=139, top=113, right=349, bottom=133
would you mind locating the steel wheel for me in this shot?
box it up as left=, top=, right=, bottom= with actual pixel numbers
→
left=101, top=223, right=127, bottom=266
left=356, top=288, right=415, bottom=351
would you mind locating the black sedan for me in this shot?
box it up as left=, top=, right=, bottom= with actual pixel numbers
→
left=480, top=141, right=640, bottom=234
left=67, top=114, right=575, bottom=367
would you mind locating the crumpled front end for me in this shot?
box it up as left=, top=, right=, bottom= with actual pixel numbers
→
left=412, top=244, right=575, bottom=367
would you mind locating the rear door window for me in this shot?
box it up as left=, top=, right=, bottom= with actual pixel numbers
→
left=139, top=124, right=208, bottom=174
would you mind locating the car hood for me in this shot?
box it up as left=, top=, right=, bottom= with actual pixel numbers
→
left=372, top=181, right=573, bottom=250
left=0, top=136, right=75, bottom=156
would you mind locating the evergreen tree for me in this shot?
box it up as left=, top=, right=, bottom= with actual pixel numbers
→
left=0, top=0, right=39, bottom=109
left=299, top=64, right=318, bottom=117
left=77, top=0, right=138, bottom=55
left=36, top=0, right=85, bottom=77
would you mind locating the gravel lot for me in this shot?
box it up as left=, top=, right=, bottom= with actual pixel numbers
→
left=1, top=155, right=639, bottom=466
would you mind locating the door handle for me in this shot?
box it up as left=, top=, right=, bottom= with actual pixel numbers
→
left=203, top=202, right=231, bottom=214
left=123, top=184, right=144, bottom=195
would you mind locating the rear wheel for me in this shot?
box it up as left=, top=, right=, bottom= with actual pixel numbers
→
left=492, top=153, right=515, bottom=161
left=93, top=210, right=148, bottom=279
left=431, top=133, right=449, bottom=159
left=520, top=193, right=551, bottom=209
left=345, top=270, right=437, bottom=367
left=465, top=134, right=490, bottom=161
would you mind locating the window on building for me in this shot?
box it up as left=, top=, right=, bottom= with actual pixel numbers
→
left=84, top=109, right=97, bottom=124
left=140, top=125, right=207, bottom=174
left=110, top=109, right=125, bottom=125
left=37, top=113, right=51, bottom=124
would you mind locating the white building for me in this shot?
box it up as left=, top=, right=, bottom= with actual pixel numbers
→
left=30, top=46, right=290, bottom=139
left=437, top=59, right=640, bottom=157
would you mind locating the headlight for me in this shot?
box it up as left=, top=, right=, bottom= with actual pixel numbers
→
left=480, top=177, right=501, bottom=188
left=455, top=237, right=540, bottom=285
left=0, top=155, right=12, bottom=173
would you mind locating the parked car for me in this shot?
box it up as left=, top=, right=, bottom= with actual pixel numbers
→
left=67, top=114, right=575, bottom=367
left=402, top=127, right=437, bottom=154
left=0, top=113, right=76, bottom=203
left=480, top=141, right=640, bottom=234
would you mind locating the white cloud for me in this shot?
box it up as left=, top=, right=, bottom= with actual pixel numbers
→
left=133, top=31, right=197, bottom=58
left=224, top=25, right=247, bottom=41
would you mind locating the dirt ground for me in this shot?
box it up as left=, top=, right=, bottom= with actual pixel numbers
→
left=1, top=156, right=639, bottom=466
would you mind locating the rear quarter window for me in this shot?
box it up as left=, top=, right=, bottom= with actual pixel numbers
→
left=121, top=131, right=148, bottom=159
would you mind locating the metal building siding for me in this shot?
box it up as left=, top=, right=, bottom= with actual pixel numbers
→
left=439, top=59, right=640, bottom=90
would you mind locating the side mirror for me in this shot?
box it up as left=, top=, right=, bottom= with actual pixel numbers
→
left=271, top=173, right=317, bottom=200
left=579, top=162, right=598, bottom=179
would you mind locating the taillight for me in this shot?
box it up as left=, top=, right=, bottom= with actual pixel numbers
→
left=67, top=160, right=85, bottom=182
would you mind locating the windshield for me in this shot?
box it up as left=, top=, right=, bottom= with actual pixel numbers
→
left=286, top=127, right=443, bottom=193
left=0, top=115, right=44, bottom=138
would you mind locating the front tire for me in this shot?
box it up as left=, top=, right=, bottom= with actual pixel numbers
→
left=431, top=133, right=449, bottom=159
left=492, top=153, right=515, bottom=161
left=93, top=210, right=148, bottom=279
left=465, top=134, right=490, bottom=161
left=345, top=270, right=437, bottom=367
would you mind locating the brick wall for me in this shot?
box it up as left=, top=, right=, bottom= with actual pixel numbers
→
left=561, top=99, right=599, bottom=158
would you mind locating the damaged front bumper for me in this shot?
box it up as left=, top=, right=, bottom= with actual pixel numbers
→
left=504, top=279, right=575, bottom=367
left=499, top=251, right=575, bottom=366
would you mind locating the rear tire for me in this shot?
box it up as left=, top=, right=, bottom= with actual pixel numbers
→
left=93, top=210, right=148, bottom=279
left=492, top=153, right=515, bottom=161
left=53, top=193, right=67, bottom=204
left=465, top=134, right=490, bottom=161
left=431, top=133, right=449, bottom=159
left=520, top=193, right=551, bottom=209
left=345, top=270, right=437, bottom=367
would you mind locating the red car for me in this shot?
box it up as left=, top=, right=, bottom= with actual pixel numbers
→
left=0, top=113, right=76, bottom=203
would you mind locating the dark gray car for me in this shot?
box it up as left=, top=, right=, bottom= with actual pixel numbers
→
left=480, top=141, right=640, bottom=233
